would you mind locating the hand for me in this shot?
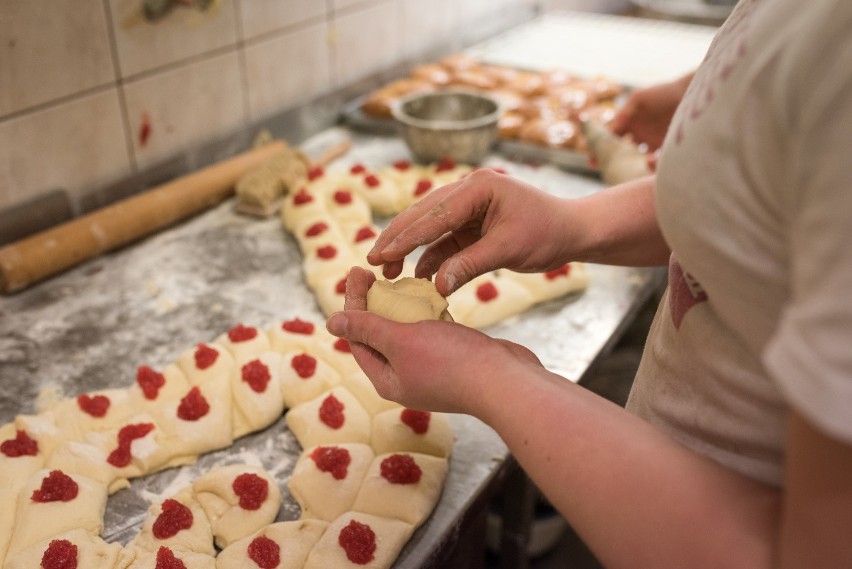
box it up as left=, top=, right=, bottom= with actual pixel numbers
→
left=326, top=266, right=543, bottom=413
left=367, top=169, right=574, bottom=296
left=610, top=73, right=693, bottom=152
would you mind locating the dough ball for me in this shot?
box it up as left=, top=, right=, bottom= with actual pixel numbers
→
left=279, top=351, right=342, bottom=409
left=48, top=387, right=135, bottom=436
left=176, top=342, right=235, bottom=386
left=3, top=528, right=122, bottom=569
left=281, top=186, right=329, bottom=233
left=499, top=262, right=588, bottom=302
left=0, top=488, right=17, bottom=566
left=0, top=423, right=45, bottom=491
left=268, top=317, right=332, bottom=354
left=342, top=370, right=401, bottom=416
left=447, top=273, right=536, bottom=329
left=289, top=443, right=374, bottom=522
left=352, top=452, right=448, bottom=529
left=12, top=413, right=65, bottom=459
left=77, top=412, right=173, bottom=481
left=214, top=324, right=272, bottom=362
left=230, top=352, right=286, bottom=438
left=371, top=408, right=454, bottom=458
left=315, top=337, right=362, bottom=378
left=122, top=545, right=216, bottom=569
left=285, top=387, right=371, bottom=449
left=303, top=512, right=413, bottom=569
left=129, top=363, right=191, bottom=411
left=46, top=438, right=129, bottom=493
left=8, top=469, right=108, bottom=556
left=216, top=519, right=328, bottom=569
left=348, top=170, right=405, bottom=217
left=192, top=464, right=282, bottom=549
left=321, top=183, right=373, bottom=229
left=311, top=270, right=350, bottom=318
left=367, top=278, right=454, bottom=324
left=293, top=214, right=347, bottom=257
left=125, top=487, right=215, bottom=556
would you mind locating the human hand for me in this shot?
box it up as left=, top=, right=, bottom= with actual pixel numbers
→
left=367, top=169, right=574, bottom=296
left=326, top=266, right=543, bottom=413
left=610, top=73, right=693, bottom=152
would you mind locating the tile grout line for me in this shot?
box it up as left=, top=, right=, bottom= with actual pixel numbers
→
left=101, top=0, right=139, bottom=176
left=231, top=0, right=252, bottom=123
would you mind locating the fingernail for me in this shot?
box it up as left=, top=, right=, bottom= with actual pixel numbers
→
left=326, top=312, right=348, bottom=336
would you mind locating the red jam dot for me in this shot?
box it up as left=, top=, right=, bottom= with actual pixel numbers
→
left=307, top=165, right=324, bottom=180
left=152, top=499, right=194, bottom=540
left=364, top=174, right=380, bottom=188
left=247, top=536, right=280, bottom=569
left=291, top=353, right=317, bottom=379
left=334, top=190, right=353, bottom=205
left=393, top=160, right=411, bottom=170
left=476, top=281, right=499, bottom=302
left=335, top=277, right=347, bottom=295
left=293, top=188, right=313, bottom=205
left=354, top=226, right=376, bottom=242
left=350, top=163, right=366, bottom=175
left=545, top=264, right=571, bottom=280
left=401, top=409, right=431, bottom=434
left=338, top=519, right=376, bottom=565
left=228, top=324, right=258, bottom=343
left=334, top=338, right=351, bottom=353
left=319, top=394, right=345, bottom=429
left=310, top=446, right=351, bottom=480
left=414, top=179, right=433, bottom=196
left=32, top=470, right=78, bottom=503
left=155, top=547, right=186, bottom=569
left=435, top=157, right=455, bottom=172
left=232, top=473, right=269, bottom=511
left=380, top=454, right=422, bottom=484
left=77, top=394, right=110, bottom=418
left=194, top=343, right=219, bottom=370
left=108, top=423, right=155, bottom=467
left=305, top=222, right=328, bottom=238
left=41, top=539, right=77, bottom=569
left=137, top=366, right=166, bottom=400
left=176, top=387, right=210, bottom=421
left=242, top=360, right=271, bottom=393
left=1, top=429, right=39, bottom=457
left=283, top=317, right=315, bottom=335
left=317, top=245, right=337, bottom=260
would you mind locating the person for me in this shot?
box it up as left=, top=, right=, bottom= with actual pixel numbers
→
left=326, top=0, right=852, bottom=566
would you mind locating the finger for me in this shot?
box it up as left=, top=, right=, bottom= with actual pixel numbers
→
left=414, top=227, right=481, bottom=282
left=434, top=238, right=506, bottom=296
left=382, top=260, right=404, bottom=280
left=326, top=309, right=404, bottom=362
left=343, top=266, right=375, bottom=311
left=610, top=98, right=637, bottom=136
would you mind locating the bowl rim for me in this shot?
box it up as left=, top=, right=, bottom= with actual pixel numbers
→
left=390, top=89, right=502, bottom=131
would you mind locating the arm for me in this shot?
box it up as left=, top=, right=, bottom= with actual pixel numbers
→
left=610, top=72, right=694, bottom=151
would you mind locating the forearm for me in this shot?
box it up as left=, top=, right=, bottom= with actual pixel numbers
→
left=558, top=175, right=671, bottom=267
left=474, top=365, right=779, bottom=568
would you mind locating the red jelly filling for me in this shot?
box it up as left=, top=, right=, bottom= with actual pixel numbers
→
left=310, top=446, right=351, bottom=480
left=283, top=317, right=315, bottom=335
left=401, top=409, right=431, bottom=434
left=435, top=157, right=455, bottom=172
left=77, top=394, right=110, bottom=418
left=41, top=539, right=77, bottom=569
left=350, top=163, right=366, bottom=175
left=476, top=281, right=499, bottom=302
left=336, top=277, right=347, bottom=295
left=228, top=324, right=258, bottom=342
left=1, top=429, right=38, bottom=457
left=32, top=470, right=78, bottom=503
left=247, top=536, right=280, bottom=569
left=232, top=472, right=269, bottom=510
left=293, top=188, right=313, bottom=205
left=317, top=245, right=337, bottom=260
left=194, top=343, right=219, bottom=370
left=334, top=190, right=353, bottom=205
left=414, top=179, right=433, bottom=196
left=152, top=499, right=194, bottom=540
left=307, top=165, right=324, bottom=180
left=155, top=547, right=186, bottom=569
left=364, top=174, right=380, bottom=188
left=177, top=387, right=210, bottom=421
left=305, top=222, right=328, bottom=238
left=137, top=366, right=166, bottom=400
left=354, top=226, right=376, bottom=242
left=545, top=264, right=571, bottom=280
left=393, top=160, right=411, bottom=170
left=242, top=360, right=271, bottom=393
left=319, top=394, right=345, bottom=429
left=380, top=453, right=422, bottom=484
left=291, top=354, right=317, bottom=379
left=108, top=423, right=155, bottom=468
left=338, top=519, right=376, bottom=565
left=333, top=338, right=351, bottom=353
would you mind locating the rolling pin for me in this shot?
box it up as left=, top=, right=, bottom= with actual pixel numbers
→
left=0, top=141, right=286, bottom=294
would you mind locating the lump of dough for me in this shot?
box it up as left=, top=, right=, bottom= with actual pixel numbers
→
left=0, top=423, right=45, bottom=491
left=279, top=351, right=342, bottom=409
left=129, top=363, right=192, bottom=411
left=281, top=186, right=329, bottom=233
left=447, top=272, right=535, bottom=329
left=288, top=443, right=374, bottom=522
left=214, top=324, right=272, bottom=362
left=125, top=487, right=215, bottom=556
left=342, top=370, right=401, bottom=416
left=14, top=412, right=69, bottom=458
left=176, top=342, right=235, bottom=386
left=348, top=170, right=406, bottom=217
left=292, top=213, right=347, bottom=256
left=7, top=469, right=108, bottom=556
left=499, top=262, right=589, bottom=302
left=230, top=352, right=286, bottom=438
left=3, top=528, right=122, bottom=569
left=352, top=452, right=448, bottom=528
left=302, top=243, right=359, bottom=289
left=45, top=438, right=129, bottom=493
left=303, top=511, right=413, bottom=569
left=285, top=387, right=371, bottom=449
left=367, top=278, right=454, bottom=324
left=192, top=463, right=282, bottom=549
left=311, top=270, right=350, bottom=318
left=315, top=337, right=362, bottom=378
left=79, top=412, right=174, bottom=481
left=48, top=387, right=135, bottom=436
left=371, top=408, right=454, bottom=458
left=123, top=546, right=216, bottom=568
left=321, top=183, right=372, bottom=228
left=216, top=519, right=328, bottom=569
left=0, top=488, right=18, bottom=568
left=268, top=316, right=332, bottom=354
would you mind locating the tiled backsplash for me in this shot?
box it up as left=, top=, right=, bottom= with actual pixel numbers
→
left=0, top=0, right=624, bottom=222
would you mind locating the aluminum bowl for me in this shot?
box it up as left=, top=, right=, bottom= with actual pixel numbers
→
left=391, top=90, right=500, bottom=164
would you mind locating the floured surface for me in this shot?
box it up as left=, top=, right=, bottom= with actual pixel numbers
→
left=0, top=130, right=659, bottom=566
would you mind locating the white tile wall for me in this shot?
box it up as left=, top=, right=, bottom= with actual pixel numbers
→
left=0, top=0, right=542, bottom=214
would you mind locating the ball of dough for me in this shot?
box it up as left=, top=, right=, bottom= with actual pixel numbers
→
left=279, top=351, right=342, bottom=409
left=285, top=387, right=371, bottom=449
left=230, top=352, right=286, bottom=438
left=303, top=511, right=413, bottom=569
left=447, top=272, right=535, bottom=329
left=371, top=408, right=454, bottom=458
left=216, top=520, right=328, bottom=569
left=125, top=487, right=215, bottom=556
left=268, top=317, right=333, bottom=354
left=367, top=278, right=454, bottom=324
left=499, top=263, right=588, bottom=302
left=214, top=324, right=272, bottom=362
left=3, top=528, right=123, bottom=569
left=342, top=370, right=401, bottom=416
left=176, top=342, right=235, bottom=386
left=122, top=546, right=216, bottom=569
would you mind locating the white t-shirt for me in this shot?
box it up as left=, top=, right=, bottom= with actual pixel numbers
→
left=626, top=0, right=852, bottom=487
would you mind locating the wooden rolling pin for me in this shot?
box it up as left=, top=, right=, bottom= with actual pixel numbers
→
left=0, top=141, right=286, bottom=294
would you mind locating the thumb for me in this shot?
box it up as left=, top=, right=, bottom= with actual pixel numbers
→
left=326, top=310, right=400, bottom=357
left=436, top=240, right=503, bottom=295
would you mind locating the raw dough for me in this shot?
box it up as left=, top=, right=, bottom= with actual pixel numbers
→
left=268, top=317, right=333, bottom=354
left=342, top=370, right=401, bottom=416
left=216, top=519, right=328, bottom=569
left=129, top=364, right=191, bottom=411
left=367, top=278, right=454, bottom=324
left=447, top=272, right=536, bottom=329
left=123, top=546, right=216, bottom=568
left=285, top=387, right=371, bottom=449
left=230, top=352, right=286, bottom=438
left=303, top=511, right=413, bottom=569
left=500, top=262, right=589, bottom=302
left=371, top=408, right=454, bottom=458
left=176, top=342, right=235, bottom=386
left=279, top=351, right=342, bottom=409
left=214, top=325, right=273, bottom=362
left=125, top=487, right=215, bottom=556
left=3, top=528, right=123, bottom=569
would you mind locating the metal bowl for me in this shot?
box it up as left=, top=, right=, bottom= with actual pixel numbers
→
left=391, top=90, right=500, bottom=164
